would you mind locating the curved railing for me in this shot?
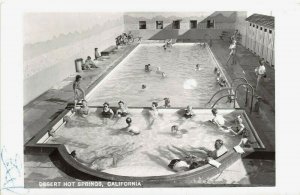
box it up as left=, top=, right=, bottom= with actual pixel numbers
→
left=234, top=83, right=255, bottom=114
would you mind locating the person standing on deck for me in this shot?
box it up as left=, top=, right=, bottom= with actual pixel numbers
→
left=73, top=75, right=85, bottom=108
left=95, top=48, right=101, bottom=60
left=255, top=59, right=266, bottom=90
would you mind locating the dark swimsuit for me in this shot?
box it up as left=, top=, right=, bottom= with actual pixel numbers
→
left=102, top=109, right=113, bottom=118
left=184, top=111, right=193, bottom=118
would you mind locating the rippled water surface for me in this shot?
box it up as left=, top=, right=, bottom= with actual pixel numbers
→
left=88, top=44, right=231, bottom=108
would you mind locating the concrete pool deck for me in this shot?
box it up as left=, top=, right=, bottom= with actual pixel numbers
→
left=24, top=41, right=275, bottom=186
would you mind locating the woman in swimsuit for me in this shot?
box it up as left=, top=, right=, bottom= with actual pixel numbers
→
left=116, top=101, right=129, bottom=117
left=73, top=75, right=85, bottom=108
left=102, top=102, right=114, bottom=119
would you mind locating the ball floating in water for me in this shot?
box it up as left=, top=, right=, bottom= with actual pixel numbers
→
left=183, top=79, right=197, bottom=89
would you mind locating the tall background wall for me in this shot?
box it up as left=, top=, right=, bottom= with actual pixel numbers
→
left=23, top=13, right=124, bottom=106
left=124, top=12, right=247, bottom=41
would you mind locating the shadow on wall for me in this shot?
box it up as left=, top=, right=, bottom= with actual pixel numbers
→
left=149, top=23, right=179, bottom=40
left=146, top=12, right=237, bottom=41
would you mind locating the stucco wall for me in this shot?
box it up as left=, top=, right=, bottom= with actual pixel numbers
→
left=23, top=13, right=124, bottom=106
left=124, top=12, right=242, bottom=41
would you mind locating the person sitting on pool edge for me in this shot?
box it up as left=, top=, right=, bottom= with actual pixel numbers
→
left=184, top=105, right=195, bottom=119
left=102, top=102, right=114, bottom=119
left=124, top=117, right=140, bottom=136
left=83, top=56, right=99, bottom=70
left=116, top=100, right=129, bottom=117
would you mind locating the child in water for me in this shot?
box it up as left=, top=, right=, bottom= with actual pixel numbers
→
left=125, top=117, right=140, bottom=135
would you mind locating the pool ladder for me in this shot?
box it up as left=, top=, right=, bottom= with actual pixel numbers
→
left=207, top=77, right=255, bottom=114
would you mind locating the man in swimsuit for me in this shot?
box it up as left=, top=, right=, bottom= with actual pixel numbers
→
left=78, top=100, right=89, bottom=117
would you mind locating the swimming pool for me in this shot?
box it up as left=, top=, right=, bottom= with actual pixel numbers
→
left=87, top=43, right=231, bottom=108
left=45, top=107, right=261, bottom=177
left=25, top=43, right=264, bottom=184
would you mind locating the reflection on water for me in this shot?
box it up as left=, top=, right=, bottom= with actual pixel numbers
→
left=89, top=44, right=231, bottom=107
left=47, top=109, right=256, bottom=176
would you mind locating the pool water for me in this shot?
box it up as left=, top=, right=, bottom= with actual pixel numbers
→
left=47, top=108, right=258, bottom=177
left=88, top=43, right=231, bottom=108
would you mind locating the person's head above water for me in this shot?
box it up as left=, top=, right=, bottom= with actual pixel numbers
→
left=142, top=84, right=146, bottom=89
left=171, top=125, right=179, bottom=132
left=118, top=100, right=124, bottom=107
left=152, top=102, right=158, bottom=108
left=103, top=102, right=110, bottom=109
left=75, top=75, right=82, bottom=82
left=211, top=108, right=218, bottom=116
left=82, top=100, right=88, bottom=107
left=187, top=105, right=192, bottom=111
left=87, top=56, right=91, bottom=60
left=126, top=117, right=132, bottom=125
left=214, top=139, right=224, bottom=150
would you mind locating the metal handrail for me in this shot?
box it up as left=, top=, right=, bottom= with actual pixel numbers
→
left=234, top=83, right=255, bottom=114
left=231, top=77, right=249, bottom=86
left=207, top=87, right=233, bottom=104
left=211, top=95, right=236, bottom=109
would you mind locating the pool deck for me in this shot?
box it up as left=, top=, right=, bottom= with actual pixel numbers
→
left=24, top=41, right=275, bottom=186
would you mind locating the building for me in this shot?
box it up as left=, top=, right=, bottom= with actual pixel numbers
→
left=245, top=14, right=275, bottom=66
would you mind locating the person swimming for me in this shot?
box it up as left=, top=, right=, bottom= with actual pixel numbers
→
left=217, top=76, right=226, bottom=87
left=124, top=117, right=140, bottom=135
left=78, top=99, right=89, bottom=117
left=195, top=64, right=201, bottom=71
left=163, top=97, right=171, bottom=108
left=161, top=72, right=167, bottom=78
left=116, top=101, right=129, bottom=117
left=102, top=102, right=114, bottom=119
left=142, top=84, right=146, bottom=89
left=184, top=105, right=195, bottom=118
left=145, top=64, right=151, bottom=72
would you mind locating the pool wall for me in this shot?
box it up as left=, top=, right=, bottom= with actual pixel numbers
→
left=25, top=106, right=266, bottom=184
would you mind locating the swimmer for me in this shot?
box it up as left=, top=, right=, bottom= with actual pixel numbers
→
left=216, top=71, right=221, bottom=77
left=142, top=84, right=146, bottom=89
left=161, top=72, right=167, bottom=78
left=102, top=102, right=114, bottom=119
left=230, top=115, right=245, bottom=136
left=77, top=100, right=89, bottom=117
left=145, top=64, right=151, bottom=72
left=184, top=105, right=195, bottom=118
left=214, top=67, right=218, bottom=74
left=163, top=45, right=167, bottom=50
left=124, top=117, right=140, bottom=135
left=217, top=77, right=226, bottom=87
left=171, top=125, right=179, bottom=134
left=163, top=97, right=171, bottom=108
left=210, top=108, right=230, bottom=132
left=150, top=102, right=159, bottom=118
left=116, top=100, right=129, bottom=117
left=195, top=64, right=200, bottom=71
